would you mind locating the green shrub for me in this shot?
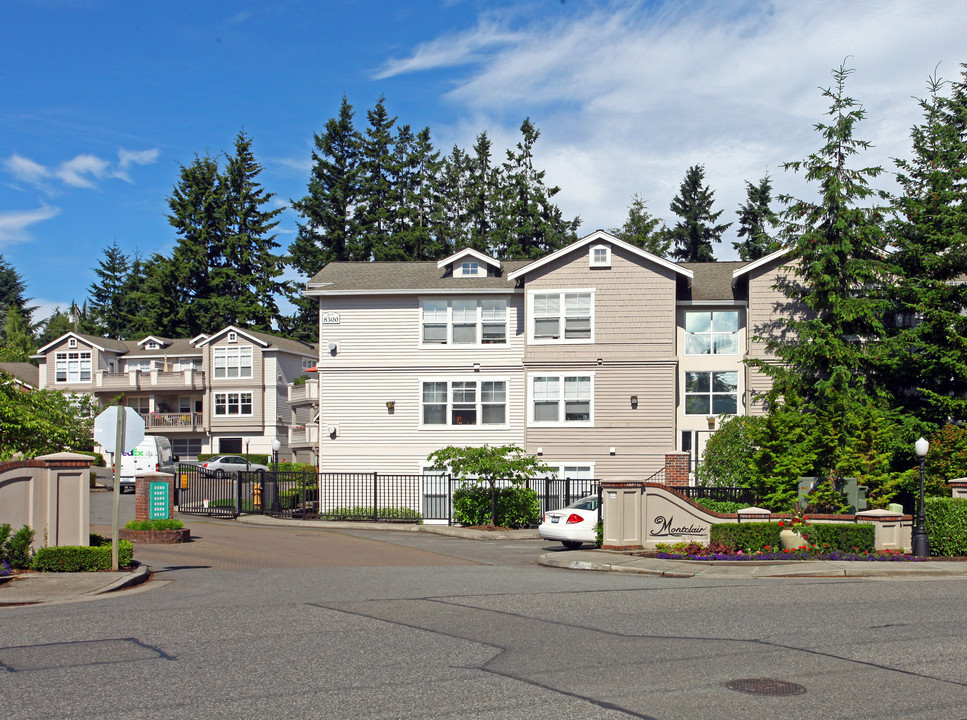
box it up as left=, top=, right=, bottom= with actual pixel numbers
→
left=711, top=522, right=782, bottom=552
left=452, top=485, right=540, bottom=528
left=75, top=450, right=105, bottom=466
left=124, top=518, right=184, bottom=531
left=277, top=463, right=318, bottom=474
left=693, top=498, right=750, bottom=514
left=32, top=540, right=134, bottom=572
left=323, top=506, right=423, bottom=523
left=924, top=497, right=967, bottom=557
left=799, top=523, right=875, bottom=552
left=3, top=525, right=35, bottom=569
left=279, top=485, right=319, bottom=510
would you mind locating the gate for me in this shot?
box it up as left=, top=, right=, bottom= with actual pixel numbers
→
left=176, top=464, right=240, bottom=518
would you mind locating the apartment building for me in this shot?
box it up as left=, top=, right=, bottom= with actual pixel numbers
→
left=33, top=325, right=317, bottom=460
left=304, top=230, right=791, bottom=480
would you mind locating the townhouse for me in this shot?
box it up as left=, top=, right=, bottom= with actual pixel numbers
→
left=305, top=230, right=791, bottom=480
left=33, top=326, right=317, bottom=460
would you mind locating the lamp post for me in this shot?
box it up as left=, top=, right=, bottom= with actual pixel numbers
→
left=271, top=437, right=281, bottom=474
left=912, top=436, right=930, bottom=558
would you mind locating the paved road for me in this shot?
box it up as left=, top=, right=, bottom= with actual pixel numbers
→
left=2, top=495, right=965, bottom=719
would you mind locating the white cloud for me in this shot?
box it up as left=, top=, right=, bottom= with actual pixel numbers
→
left=55, top=154, right=112, bottom=188
left=2, top=148, right=160, bottom=189
left=384, top=0, right=967, bottom=258
left=118, top=148, right=160, bottom=169
left=0, top=205, right=60, bottom=246
left=4, top=154, right=50, bottom=186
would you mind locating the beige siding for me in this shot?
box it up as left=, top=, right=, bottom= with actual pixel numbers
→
left=205, top=336, right=266, bottom=433
left=524, top=362, right=676, bottom=479
left=747, top=257, right=803, bottom=360
left=319, top=369, right=525, bottom=474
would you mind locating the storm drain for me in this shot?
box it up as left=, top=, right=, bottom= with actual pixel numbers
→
left=724, top=678, right=806, bottom=696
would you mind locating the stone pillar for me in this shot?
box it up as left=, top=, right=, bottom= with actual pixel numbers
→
left=855, top=509, right=910, bottom=552
left=949, top=478, right=967, bottom=499
left=664, top=452, right=690, bottom=487
left=134, top=472, right=175, bottom=521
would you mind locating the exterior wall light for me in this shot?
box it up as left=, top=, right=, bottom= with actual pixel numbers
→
left=630, top=395, right=638, bottom=409
left=386, top=400, right=396, bottom=410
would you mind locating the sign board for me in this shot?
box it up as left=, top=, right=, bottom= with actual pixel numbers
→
left=93, top=406, right=146, bottom=453
left=149, top=482, right=170, bottom=520
left=321, top=311, right=341, bottom=325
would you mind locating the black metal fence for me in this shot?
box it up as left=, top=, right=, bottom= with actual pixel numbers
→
left=673, top=486, right=759, bottom=505
left=175, top=465, right=599, bottom=524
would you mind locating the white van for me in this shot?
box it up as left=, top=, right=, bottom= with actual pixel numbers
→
left=114, top=436, right=177, bottom=493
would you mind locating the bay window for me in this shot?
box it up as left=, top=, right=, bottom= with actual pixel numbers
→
left=55, top=351, right=92, bottom=383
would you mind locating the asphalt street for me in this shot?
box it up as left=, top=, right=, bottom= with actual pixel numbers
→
left=1, top=490, right=965, bottom=719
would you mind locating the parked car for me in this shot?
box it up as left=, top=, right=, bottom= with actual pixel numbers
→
left=200, top=455, right=269, bottom=477
left=538, top=495, right=599, bottom=549
left=113, top=436, right=178, bottom=493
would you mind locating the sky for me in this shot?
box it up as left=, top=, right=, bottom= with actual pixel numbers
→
left=3, top=0, right=967, bottom=324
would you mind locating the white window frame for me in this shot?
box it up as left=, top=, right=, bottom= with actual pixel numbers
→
left=458, top=261, right=481, bottom=277
left=213, top=391, right=254, bottom=417
left=528, top=289, right=594, bottom=344
left=302, top=357, right=315, bottom=370
left=213, top=345, right=254, bottom=379
left=54, top=351, right=92, bottom=383
left=683, top=370, right=739, bottom=416
left=684, top=310, right=740, bottom=356
left=589, top=244, right=611, bottom=268
left=419, top=298, right=508, bottom=347
left=527, top=372, right=594, bottom=427
left=419, top=377, right=510, bottom=429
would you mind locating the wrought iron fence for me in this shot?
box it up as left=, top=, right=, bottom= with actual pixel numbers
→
left=672, top=486, right=759, bottom=505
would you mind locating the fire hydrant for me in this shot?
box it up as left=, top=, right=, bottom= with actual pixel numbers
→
left=253, top=482, right=262, bottom=510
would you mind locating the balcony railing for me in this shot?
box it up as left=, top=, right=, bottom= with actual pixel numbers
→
left=95, top=369, right=205, bottom=390
left=289, top=424, right=319, bottom=446
left=288, top=380, right=319, bottom=404
left=142, top=412, right=205, bottom=432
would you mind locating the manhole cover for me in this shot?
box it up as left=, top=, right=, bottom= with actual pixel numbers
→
left=724, top=678, right=806, bottom=696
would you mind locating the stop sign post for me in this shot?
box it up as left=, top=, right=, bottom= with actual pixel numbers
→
left=94, top=406, right=146, bottom=570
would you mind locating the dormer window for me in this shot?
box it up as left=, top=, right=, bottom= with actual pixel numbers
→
left=68, top=337, right=77, bottom=349
left=590, top=244, right=611, bottom=268
left=460, top=261, right=480, bottom=277
left=146, top=341, right=160, bottom=350
left=227, top=332, right=238, bottom=343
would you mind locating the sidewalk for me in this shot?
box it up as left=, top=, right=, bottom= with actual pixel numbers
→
left=0, top=567, right=149, bottom=607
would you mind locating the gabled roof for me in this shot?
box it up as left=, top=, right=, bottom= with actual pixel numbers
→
left=137, top=335, right=174, bottom=348
left=436, top=248, right=501, bottom=271
left=197, top=325, right=316, bottom=355
left=731, top=247, right=792, bottom=280
left=36, top=331, right=129, bottom=355
left=506, top=230, right=693, bottom=281
left=306, top=260, right=527, bottom=295
left=678, top=262, right=748, bottom=302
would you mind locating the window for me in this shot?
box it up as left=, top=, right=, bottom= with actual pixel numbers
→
left=126, top=359, right=153, bottom=372
left=146, top=341, right=160, bottom=350
left=127, top=396, right=150, bottom=414
left=589, top=244, right=611, bottom=268
left=460, top=261, right=480, bottom=276
left=54, top=351, right=92, bottom=383
left=213, top=391, right=254, bottom=416
left=302, top=357, right=315, bottom=370
left=684, top=371, right=738, bottom=415
left=421, top=380, right=507, bottom=427
left=420, top=299, right=507, bottom=345
left=685, top=311, right=739, bottom=355
left=227, top=332, right=238, bottom=343
left=530, top=374, right=593, bottom=425
left=176, top=358, right=200, bottom=371
left=213, top=346, right=253, bottom=379
left=531, top=291, right=593, bottom=342
left=171, top=438, right=202, bottom=459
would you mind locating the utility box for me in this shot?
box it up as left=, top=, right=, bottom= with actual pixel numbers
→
left=798, top=476, right=867, bottom=513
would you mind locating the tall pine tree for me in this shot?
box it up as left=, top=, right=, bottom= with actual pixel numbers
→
left=610, top=194, right=670, bottom=257
left=87, top=242, right=130, bottom=339
left=733, top=175, right=780, bottom=261
left=886, top=65, right=967, bottom=425
left=358, top=97, right=399, bottom=261
left=667, top=164, right=730, bottom=262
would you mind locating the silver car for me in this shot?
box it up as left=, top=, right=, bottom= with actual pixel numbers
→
left=200, top=455, right=269, bottom=477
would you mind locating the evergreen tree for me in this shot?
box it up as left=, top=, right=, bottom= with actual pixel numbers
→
left=493, top=118, right=580, bottom=259
left=754, top=63, right=889, bottom=482
left=610, top=194, right=670, bottom=257
left=886, top=65, right=967, bottom=425
left=87, top=242, right=130, bottom=339
left=289, top=96, right=361, bottom=272
left=357, top=96, right=399, bottom=261
left=37, top=308, right=75, bottom=346
left=667, top=164, right=731, bottom=262
left=219, top=130, right=286, bottom=332
left=733, top=175, right=780, bottom=261
left=0, top=305, right=36, bottom=362
left=435, top=145, right=471, bottom=257
left=466, top=132, right=497, bottom=255
left=128, top=253, right=181, bottom=337
left=394, top=126, right=445, bottom=260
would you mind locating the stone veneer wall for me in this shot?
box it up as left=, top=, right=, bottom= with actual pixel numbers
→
left=134, top=473, right=175, bottom=521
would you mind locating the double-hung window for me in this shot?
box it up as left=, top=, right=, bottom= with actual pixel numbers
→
left=531, top=291, right=593, bottom=342
left=420, top=299, right=508, bottom=345
left=684, top=311, right=739, bottom=355
left=684, top=371, right=738, bottom=415
left=530, top=374, right=593, bottom=425
left=54, top=351, right=92, bottom=383
left=213, top=391, right=253, bottom=416
left=421, top=379, right=507, bottom=427
left=213, top=346, right=253, bottom=379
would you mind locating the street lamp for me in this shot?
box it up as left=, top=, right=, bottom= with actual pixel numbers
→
left=912, top=437, right=930, bottom=558
left=271, top=437, right=281, bottom=473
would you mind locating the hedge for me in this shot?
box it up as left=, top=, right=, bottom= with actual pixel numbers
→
left=31, top=538, right=134, bottom=572
left=710, top=522, right=782, bottom=552
left=197, top=453, right=270, bottom=465
left=452, top=485, right=540, bottom=528
left=925, top=497, right=967, bottom=557
left=799, top=523, right=874, bottom=553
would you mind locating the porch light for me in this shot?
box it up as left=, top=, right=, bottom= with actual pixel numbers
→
left=386, top=400, right=396, bottom=410
left=630, top=395, right=638, bottom=409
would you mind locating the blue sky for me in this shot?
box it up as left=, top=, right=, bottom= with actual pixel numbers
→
left=3, top=0, right=967, bottom=323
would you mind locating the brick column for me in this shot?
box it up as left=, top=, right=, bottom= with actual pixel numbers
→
left=664, top=452, right=690, bottom=487
left=134, top=472, right=175, bottom=521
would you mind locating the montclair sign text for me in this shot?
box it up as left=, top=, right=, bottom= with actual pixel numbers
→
left=650, top=515, right=707, bottom=538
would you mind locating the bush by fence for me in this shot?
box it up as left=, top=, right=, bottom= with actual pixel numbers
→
left=800, top=523, right=874, bottom=553
left=452, top=485, right=540, bottom=528
left=710, top=522, right=782, bottom=552
left=925, top=497, right=967, bottom=557
left=31, top=536, right=134, bottom=572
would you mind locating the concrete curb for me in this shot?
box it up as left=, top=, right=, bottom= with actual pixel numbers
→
left=235, top=514, right=540, bottom=541
left=0, top=565, right=150, bottom=607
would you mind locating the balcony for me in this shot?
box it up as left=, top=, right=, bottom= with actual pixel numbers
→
left=95, top=369, right=206, bottom=391
left=289, top=423, right=319, bottom=447
left=142, top=412, right=205, bottom=433
left=288, top=379, right=318, bottom=405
